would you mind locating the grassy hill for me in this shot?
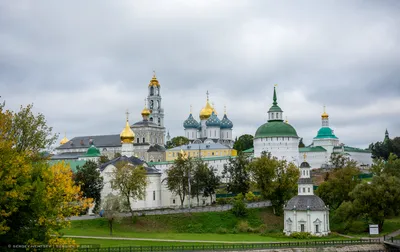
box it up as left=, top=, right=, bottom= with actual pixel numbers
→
left=66, top=207, right=283, bottom=235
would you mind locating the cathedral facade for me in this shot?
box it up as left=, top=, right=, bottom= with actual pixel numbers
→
left=183, top=92, right=234, bottom=148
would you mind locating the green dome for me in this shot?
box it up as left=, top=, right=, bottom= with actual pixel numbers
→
left=85, top=144, right=101, bottom=157
left=314, top=127, right=338, bottom=139
left=255, top=121, right=298, bottom=139
left=183, top=114, right=200, bottom=129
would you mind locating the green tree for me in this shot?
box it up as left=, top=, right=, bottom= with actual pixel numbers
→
left=114, top=152, right=122, bottom=159
left=163, top=153, right=190, bottom=207
left=249, top=152, right=299, bottom=215
left=10, top=104, right=58, bottom=160
left=74, top=160, right=104, bottom=213
left=298, top=138, right=305, bottom=148
left=165, top=136, right=190, bottom=149
left=190, top=160, right=209, bottom=206
left=102, top=194, right=124, bottom=236
left=233, top=134, right=254, bottom=153
left=339, top=175, right=400, bottom=232
left=316, top=158, right=361, bottom=210
left=99, top=155, right=110, bottom=164
left=110, top=161, right=148, bottom=217
left=203, top=166, right=221, bottom=204
left=231, top=194, right=247, bottom=217
left=222, top=152, right=250, bottom=195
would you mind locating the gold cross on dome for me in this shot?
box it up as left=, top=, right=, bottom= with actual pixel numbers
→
left=303, top=153, right=307, bottom=161
left=125, top=109, right=129, bottom=121
left=274, top=84, right=278, bottom=87
left=190, top=105, right=192, bottom=114
left=206, top=90, right=209, bottom=101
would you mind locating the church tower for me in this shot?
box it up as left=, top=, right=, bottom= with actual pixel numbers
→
left=147, top=72, right=164, bottom=127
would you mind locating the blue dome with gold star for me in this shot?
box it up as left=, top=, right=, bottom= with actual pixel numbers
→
left=205, top=112, right=221, bottom=127
left=183, top=114, right=200, bottom=129
left=220, top=114, right=233, bottom=129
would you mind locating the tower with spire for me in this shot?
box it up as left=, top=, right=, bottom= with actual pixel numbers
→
left=254, top=86, right=299, bottom=163
left=147, top=71, right=164, bottom=127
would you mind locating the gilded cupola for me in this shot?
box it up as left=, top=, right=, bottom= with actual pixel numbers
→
left=120, top=111, right=135, bottom=144
left=141, top=99, right=151, bottom=118
left=199, top=91, right=217, bottom=120
left=148, top=71, right=160, bottom=87
left=60, top=132, right=69, bottom=145
left=321, top=106, right=329, bottom=119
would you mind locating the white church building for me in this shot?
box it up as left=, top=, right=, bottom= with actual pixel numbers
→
left=283, top=158, right=330, bottom=236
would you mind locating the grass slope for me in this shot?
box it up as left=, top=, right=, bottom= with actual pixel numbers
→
left=63, top=208, right=347, bottom=246
left=65, top=208, right=282, bottom=235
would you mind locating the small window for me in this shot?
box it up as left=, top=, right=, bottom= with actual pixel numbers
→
left=308, top=188, right=310, bottom=193
left=271, top=113, right=274, bottom=119
left=143, top=137, right=145, bottom=143
left=153, top=191, right=156, bottom=201
left=173, top=199, right=176, bottom=204
left=212, top=152, right=214, bottom=156
left=316, top=225, right=319, bottom=233
left=276, top=112, right=278, bottom=119
left=203, top=200, right=206, bottom=205
left=302, top=188, right=305, bottom=193
left=137, top=138, right=139, bottom=143
left=301, top=224, right=305, bottom=232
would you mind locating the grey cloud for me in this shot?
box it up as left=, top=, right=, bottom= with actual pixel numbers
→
left=0, top=0, right=399, bottom=149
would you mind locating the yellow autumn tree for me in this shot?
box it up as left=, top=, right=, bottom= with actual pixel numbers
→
left=0, top=101, right=92, bottom=245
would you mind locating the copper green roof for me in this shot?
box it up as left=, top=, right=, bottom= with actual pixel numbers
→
left=183, top=113, right=200, bottom=129
left=299, top=146, right=327, bottom=152
left=243, top=147, right=254, bottom=153
left=85, top=144, right=101, bottom=157
left=314, top=127, right=338, bottom=139
left=255, top=121, right=298, bottom=138
left=333, top=146, right=371, bottom=153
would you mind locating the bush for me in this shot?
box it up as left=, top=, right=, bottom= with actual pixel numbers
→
left=290, top=232, right=314, bottom=239
left=237, top=221, right=251, bottom=232
left=231, top=196, right=247, bottom=217
left=245, top=192, right=256, bottom=202
left=216, top=227, right=228, bottom=234
left=216, top=198, right=232, bottom=205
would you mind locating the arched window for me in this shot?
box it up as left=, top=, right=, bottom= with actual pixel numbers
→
left=150, top=117, right=153, bottom=122
left=271, top=113, right=274, bottom=119
left=143, top=137, right=145, bottom=143
left=158, top=118, right=161, bottom=125
left=276, top=112, right=279, bottom=119
left=150, top=87, right=154, bottom=96
left=137, top=138, right=139, bottom=143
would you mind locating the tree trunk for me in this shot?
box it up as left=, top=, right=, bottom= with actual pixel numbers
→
left=109, top=219, right=113, bottom=236
left=197, top=195, right=200, bottom=206
left=126, top=194, right=134, bottom=219
left=180, top=193, right=185, bottom=208
left=210, top=194, right=213, bottom=205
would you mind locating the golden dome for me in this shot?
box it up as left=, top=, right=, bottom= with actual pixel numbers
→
left=148, top=71, right=160, bottom=87
left=60, top=133, right=69, bottom=145
left=141, top=107, right=151, bottom=116
left=321, top=106, right=329, bottom=118
left=120, top=114, right=135, bottom=144
left=199, top=100, right=214, bottom=120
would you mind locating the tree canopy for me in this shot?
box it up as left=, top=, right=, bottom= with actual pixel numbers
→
left=316, top=156, right=361, bottom=210
left=0, top=102, right=91, bottom=245
left=222, top=153, right=251, bottom=195
left=233, top=134, right=254, bottom=153
left=249, top=152, right=299, bottom=215
left=165, top=136, right=190, bottom=149
left=74, top=160, right=104, bottom=213
left=110, top=161, right=148, bottom=216
left=369, top=131, right=400, bottom=160
left=163, top=153, right=190, bottom=207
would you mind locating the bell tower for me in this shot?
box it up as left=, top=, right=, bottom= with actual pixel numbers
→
left=147, top=71, right=164, bottom=127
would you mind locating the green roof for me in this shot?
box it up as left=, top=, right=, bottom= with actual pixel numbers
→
left=314, top=127, right=338, bottom=139
left=243, top=147, right=254, bottom=153
left=268, top=105, right=283, bottom=113
left=255, top=121, right=298, bottom=139
left=148, top=155, right=235, bottom=166
left=299, top=146, right=327, bottom=153
left=334, top=146, right=371, bottom=153
left=85, top=144, right=101, bottom=157
left=48, top=160, right=87, bottom=173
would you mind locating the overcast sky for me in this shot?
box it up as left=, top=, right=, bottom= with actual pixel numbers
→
left=1, top=0, right=399, bottom=149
